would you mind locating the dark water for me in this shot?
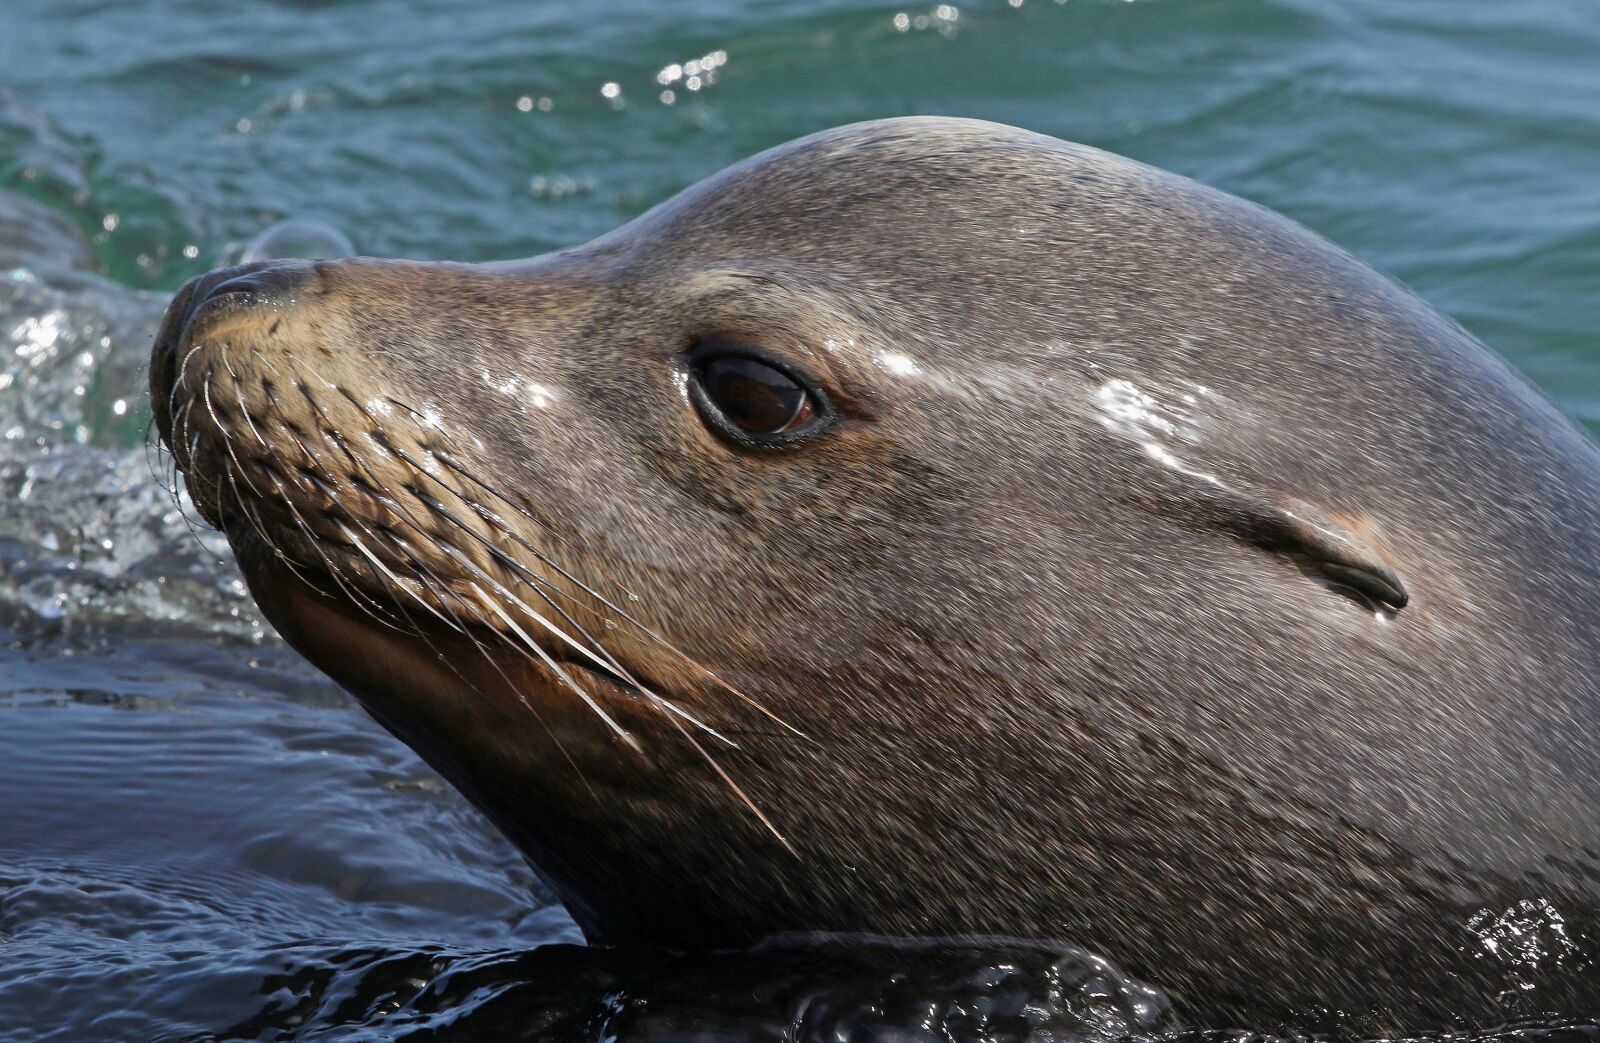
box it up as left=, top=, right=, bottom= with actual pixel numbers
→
left=2, top=1, right=1599, bottom=1039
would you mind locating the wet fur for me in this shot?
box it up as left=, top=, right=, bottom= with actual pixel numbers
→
left=152, top=118, right=1600, bottom=1034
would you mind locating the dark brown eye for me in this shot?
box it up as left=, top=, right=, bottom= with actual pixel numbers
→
left=689, top=349, right=828, bottom=447
left=701, top=357, right=813, bottom=433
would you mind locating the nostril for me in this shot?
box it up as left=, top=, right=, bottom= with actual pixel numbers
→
left=150, top=260, right=315, bottom=450
left=207, top=264, right=309, bottom=305
left=179, top=261, right=314, bottom=338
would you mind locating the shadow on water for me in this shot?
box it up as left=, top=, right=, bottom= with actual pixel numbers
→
left=163, top=938, right=1600, bottom=1043
left=178, top=935, right=1170, bottom=1043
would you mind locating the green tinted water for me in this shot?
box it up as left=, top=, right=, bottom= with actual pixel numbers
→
left=3, top=0, right=1598, bottom=429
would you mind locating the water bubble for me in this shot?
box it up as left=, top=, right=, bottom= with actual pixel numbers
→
left=237, top=218, right=354, bottom=264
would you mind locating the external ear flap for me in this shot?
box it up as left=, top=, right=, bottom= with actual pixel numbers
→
left=1237, top=496, right=1408, bottom=613
left=1157, top=485, right=1409, bottom=614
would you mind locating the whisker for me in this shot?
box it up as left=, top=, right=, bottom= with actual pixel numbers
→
left=266, top=351, right=647, bottom=760
left=358, top=405, right=800, bottom=738
left=466, top=580, right=641, bottom=753
left=169, top=341, right=205, bottom=423
left=664, top=712, right=795, bottom=856
left=152, top=409, right=226, bottom=565
left=412, top=440, right=802, bottom=738
left=246, top=343, right=287, bottom=383
left=185, top=428, right=227, bottom=506
left=174, top=397, right=198, bottom=471
left=432, top=538, right=734, bottom=747
left=281, top=392, right=585, bottom=670
left=144, top=417, right=199, bottom=554
left=232, top=478, right=337, bottom=599
left=319, top=525, right=595, bottom=790
left=278, top=361, right=605, bottom=789
left=172, top=346, right=757, bottom=765
left=430, top=536, right=603, bottom=669
left=375, top=414, right=795, bottom=726
left=314, top=391, right=723, bottom=729
left=309, top=410, right=736, bottom=747
left=203, top=378, right=269, bottom=501
left=232, top=386, right=269, bottom=449
left=263, top=470, right=409, bottom=633
left=335, top=520, right=470, bottom=637
left=143, top=412, right=171, bottom=494
left=404, top=565, right=599, bottom=797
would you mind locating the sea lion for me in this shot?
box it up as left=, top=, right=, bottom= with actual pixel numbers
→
left=149, top=117, right=1600, bottom=1034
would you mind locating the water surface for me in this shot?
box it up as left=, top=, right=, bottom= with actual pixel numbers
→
left=2, top=1, right=1598, bottom=1039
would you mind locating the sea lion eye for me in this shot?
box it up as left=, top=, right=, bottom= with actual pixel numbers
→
left=688, top=348, right=826, bottom=445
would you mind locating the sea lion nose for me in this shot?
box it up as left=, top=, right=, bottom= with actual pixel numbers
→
left=179, top=260, right=316, bottom=338
left=150, top=260, right=322, bottom=445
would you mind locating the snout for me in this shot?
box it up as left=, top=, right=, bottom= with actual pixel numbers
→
left=150, top=260, right=319, bottom=446
left=182, top=261, right=316, bottom=331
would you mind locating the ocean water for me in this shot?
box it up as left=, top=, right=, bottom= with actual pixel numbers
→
left=1, top=1, right=1598, bottom=1040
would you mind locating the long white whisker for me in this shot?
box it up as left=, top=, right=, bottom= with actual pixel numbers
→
left=371, top=418, right=799, bottom=739
left=433, top=541, right=735, bottom=748
left=335, top=520, right=470, bottom=636
left=169, top=341, right=204, bottom=423
left=232, top=386, right=269, bottom=449
left=469, top=582, right=641, bottom=753
left=407, top=568, right=598, bottom=796
left=203, top=378, right=270, bottom=501
left=264, top=471, right=408, bottom=633
left=665, top=712, right=794, bottom=856
left=405, top=442, right=803, bottom=739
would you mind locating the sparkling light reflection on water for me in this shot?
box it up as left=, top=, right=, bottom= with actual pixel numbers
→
left=1, top=0, right=1598, bottom=1038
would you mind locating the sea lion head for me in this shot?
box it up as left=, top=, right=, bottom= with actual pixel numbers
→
left=150, top=117, right=1600, bottom=1029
